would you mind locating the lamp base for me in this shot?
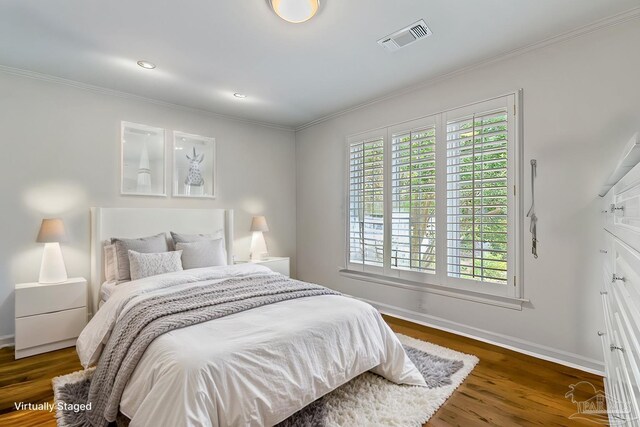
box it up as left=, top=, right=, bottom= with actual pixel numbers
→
left=39, top=242, right=68, bottom=284
left=250, top=231, right=269, bottom=261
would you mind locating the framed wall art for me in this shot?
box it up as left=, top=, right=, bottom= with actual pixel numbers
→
left=121, top=121, right=166, bottom=197
left=172, top=131, right=216, bottom=198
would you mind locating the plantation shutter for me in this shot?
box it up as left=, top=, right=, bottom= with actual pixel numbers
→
left=445, top=107, right=510, bottom=285
left=390, top=122, right=437, bottom=274
left=348, top=134, right=385, bottom=268
left=345, top=93, right=520, bottom=299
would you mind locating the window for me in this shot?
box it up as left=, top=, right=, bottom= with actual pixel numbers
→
left=346, top=93, right=521, bottom=299
left=348, top=132, right=385, bottom=268
left=446, top=108, right=509, bottom=284
left=391, top=121, right=437, bottom=274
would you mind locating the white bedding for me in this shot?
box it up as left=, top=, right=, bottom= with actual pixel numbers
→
left=78, top=264, right=426, bottom=427
left=99, top=280, right=118, bottom=303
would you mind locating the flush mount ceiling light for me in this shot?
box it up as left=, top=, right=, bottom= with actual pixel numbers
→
left=137, top=60, right=156, bottom=69
left=270, top=0, right=319, bottom=24
left=233, top=93, right=247, bottom=99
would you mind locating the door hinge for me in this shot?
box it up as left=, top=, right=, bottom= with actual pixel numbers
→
left=514, top=185, right=516, bottom=196
left=514, top=104, right=516, bottom=115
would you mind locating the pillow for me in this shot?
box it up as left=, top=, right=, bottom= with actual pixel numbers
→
left=170, top=230, right=224, bottom=245
left=176, top=239, right=227, bottom=269
left=103, top=244, right=118, bottom=282
left=128, top=250, right=183, bottom=281
left=171, top=230, right=227, bottom=261
left=111, top=233, right=169, bottom=281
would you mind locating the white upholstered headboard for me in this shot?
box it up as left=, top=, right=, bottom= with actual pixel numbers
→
left=89, top=207, right=234, bottom=315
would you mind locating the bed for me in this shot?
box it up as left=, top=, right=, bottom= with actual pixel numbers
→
left=79, top=208, right=426, bottom=426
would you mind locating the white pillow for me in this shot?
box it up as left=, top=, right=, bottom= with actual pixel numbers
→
left=176, top=239, right=227, bottom=269
left=128, top=250, right=183, bottom=281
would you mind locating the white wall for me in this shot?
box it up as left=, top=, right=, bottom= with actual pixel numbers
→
left=295, top=19, right=640, bottom=372
left=0, top=72, right=296, bottom=338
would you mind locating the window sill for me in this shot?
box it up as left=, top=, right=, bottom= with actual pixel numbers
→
left=338, top=269, right=528, bottom=310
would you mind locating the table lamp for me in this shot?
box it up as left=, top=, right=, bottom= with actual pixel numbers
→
left=250, top=216, right=269, bottom=261
left=36, top=218, right=68, bottom=284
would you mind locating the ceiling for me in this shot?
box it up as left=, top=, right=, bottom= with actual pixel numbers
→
left=0, top=1, right=638, bottom=128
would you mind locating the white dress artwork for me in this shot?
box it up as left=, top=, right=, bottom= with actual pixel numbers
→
left=136, top=142, right=152, bottom=193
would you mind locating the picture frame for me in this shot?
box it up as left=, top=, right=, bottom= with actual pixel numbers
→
left=172, top=131, right=216, bottom=198
left=120, top=121, right=166, bottom=197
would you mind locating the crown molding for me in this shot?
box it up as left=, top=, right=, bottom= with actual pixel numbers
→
left=0, top=65, right=295, bottom=132
left=295, top=6, right=640, bottom=132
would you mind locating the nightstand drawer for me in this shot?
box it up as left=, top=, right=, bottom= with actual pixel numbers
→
left=15, top=278, right=86, bottom=318
left=15, top=307, right=87, bottom=350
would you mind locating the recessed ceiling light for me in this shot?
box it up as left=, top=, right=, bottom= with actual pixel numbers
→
left=271, top=0, right=319, bottom=24
left=233, top=93, right=247, bottom=99
left=137, top=60, right=156, bottom=69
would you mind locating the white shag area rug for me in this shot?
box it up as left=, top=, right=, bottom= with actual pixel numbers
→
left=315, top=334, right=479, bottom=427
left=52, top=333, right=478, bottom=427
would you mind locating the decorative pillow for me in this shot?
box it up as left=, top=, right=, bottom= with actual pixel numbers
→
left=111, top=233, right=169, bottom=281
left=170, top=231, right=224, bottom=245
left=104, top=244, right=118, bottom=282
left=171, top=230, right=227, bottom=261
left=176, top=239, right=227, bottom=269
left=128, top=250, right=183, bottom=281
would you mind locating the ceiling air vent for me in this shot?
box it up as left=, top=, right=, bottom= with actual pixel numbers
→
left=378, top=19, right=432, bottom=52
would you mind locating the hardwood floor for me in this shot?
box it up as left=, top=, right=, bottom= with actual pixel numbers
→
left=0, top=316, right=605, bottom=426
left=0, top=346, right=81, bottom=426
left=384, top=316, right=605, bottom=426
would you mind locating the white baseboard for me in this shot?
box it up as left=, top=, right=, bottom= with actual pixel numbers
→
left=0, top=334, right=15, bottom=349
left=360, top=297, right=605, bottom=376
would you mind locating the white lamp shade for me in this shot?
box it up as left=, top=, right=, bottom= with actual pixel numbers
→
left=250, top=216, right=269, bottom=232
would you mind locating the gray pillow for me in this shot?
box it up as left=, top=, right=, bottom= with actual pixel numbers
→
left=176, top=239, right=227, bottom=269
left=111, top=233, right=169, bottom=281
left=170, top=230, right=224, bottom=245
left=128, top=250, right=183, bottom=281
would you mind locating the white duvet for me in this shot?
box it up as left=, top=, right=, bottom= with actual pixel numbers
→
left=77, top=264, right=426, bottom=427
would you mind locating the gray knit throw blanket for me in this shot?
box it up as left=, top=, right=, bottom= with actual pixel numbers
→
left=85, top=274, right=340, bottom=427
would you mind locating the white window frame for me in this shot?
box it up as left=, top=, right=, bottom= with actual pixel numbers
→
left=386, top=115, right=439, bottom=284
left=346, top=129, right=387, bottom=276
left=342, top=91, right=524, bottom=306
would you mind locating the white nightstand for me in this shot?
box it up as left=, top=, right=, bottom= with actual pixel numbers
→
left=236, top=257, right=290, bottom=277
left=14, top=277, right=87, bottom=359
